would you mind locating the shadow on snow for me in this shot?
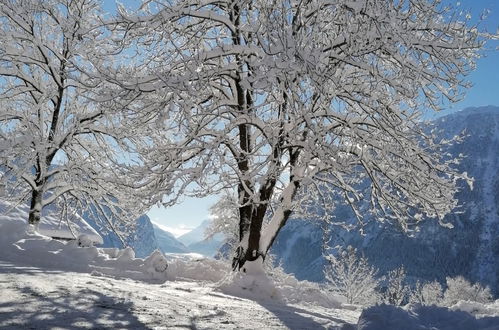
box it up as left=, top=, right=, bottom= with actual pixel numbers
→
left=0, top=262, right=150, bottom=329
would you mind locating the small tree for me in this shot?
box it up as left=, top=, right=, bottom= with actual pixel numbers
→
left=205, top=194, right=240, bottom=244
left=205, top=194, right=240, bottom=261
left=410, top=280, right=444, bottom=306
left=0, top=0, right=147, bottom=231
left=324, top=246, right=380, bottom=305
left=382, top=266, right=410, bottom=306
left=442, top=276, right=493, bottom=305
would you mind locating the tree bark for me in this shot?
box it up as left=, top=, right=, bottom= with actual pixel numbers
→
left=28, top=189, right=42, bottom=225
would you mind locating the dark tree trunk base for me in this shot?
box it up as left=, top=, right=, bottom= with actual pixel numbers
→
left=28, top=189, right=42, bottom=225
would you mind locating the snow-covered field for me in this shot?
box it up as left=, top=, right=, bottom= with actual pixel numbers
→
left=1, top=206, right=499, bottom=329
left=0, top=260, right=360, bottom=329
left=0, top=210, right=359, bottom=329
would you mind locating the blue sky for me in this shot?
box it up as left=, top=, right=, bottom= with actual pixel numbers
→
left=104, top=0, right=499, bottom=230
left=432, top=0, right=499, bottom=117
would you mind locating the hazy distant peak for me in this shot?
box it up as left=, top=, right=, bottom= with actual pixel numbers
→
left=152, top=223, right=190, bottom=254
left=177, top=219, right=213, bottom=246
left=152, top=221, right=193, bottom=238
left=453, top=105, right=499, bottom=117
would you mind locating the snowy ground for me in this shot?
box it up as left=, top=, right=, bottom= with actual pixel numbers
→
left=0, top=207, right=359, bottom=329
left=1, top=204, right=499, bottom=329
left=0, top=259, right=359, bottom=329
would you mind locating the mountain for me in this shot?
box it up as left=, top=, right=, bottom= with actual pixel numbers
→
left=123, top=215, right=161, bottom=258
left=187, top=238, right=225, bottom=257
left=178, top=219, right=225, bottom=257
left=271, top=106, right=499, bottom=295
left=153, top=224, right=190, bottom=253
left=177, top=219, right=212, bottom=246
left=84, top=214, right=160, bottom=258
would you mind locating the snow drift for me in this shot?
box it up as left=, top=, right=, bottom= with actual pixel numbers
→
left=357, top=303, right=499, bottom=330
left=0, top=206, right=168, bottom=284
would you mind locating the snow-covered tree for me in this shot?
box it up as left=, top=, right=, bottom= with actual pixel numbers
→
left=114, top=0, right=485, bottom=271
left=324, top=246, right=380, bottom=305
left=410, top=280, right=444, bottom=306
left=382, top=266, right=410, bottom=306
left=442, top=276, right=493, bottom=305
left=0, top=0, right=147, bottom=229
left=206, top=194, right=239, bottom=243
left=205, top=194, right=240, bottom=260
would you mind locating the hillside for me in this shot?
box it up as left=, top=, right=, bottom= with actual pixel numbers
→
left=177, top=219, right=225, bottom=257
left=271, top=106, right=499, bottom=295
left=153, top=223, right=190, bottom=253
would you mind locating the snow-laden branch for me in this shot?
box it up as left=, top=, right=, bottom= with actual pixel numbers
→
left=0, top=0, right=152, bottom=233
left=97, top=0, right=493, bottom=271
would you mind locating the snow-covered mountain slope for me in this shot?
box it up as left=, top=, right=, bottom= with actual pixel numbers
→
left=177, top=219, right=212, bottom=246
left=187, top=237, right=225, bottom=257
left=153, top=223, right=190, bottom=253
left=84, top=214, right=160, bottom=258
left=178, top=219, right=225, bottom=257
left=271, top=106, right=499, bottom=295
left=125, top=215, right=161, bottom=258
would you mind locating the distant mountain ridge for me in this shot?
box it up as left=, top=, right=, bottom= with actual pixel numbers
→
left=271, top=106, right=499, bottom=295
left=153, top=224, right=190, bottom=253
left=177, top=219, right=225, bottom=257
left=64, top=210, right=221, bottom=257
left=177, top=219, right=212, bottom=246
left=84, top=214, right=160, bottom=258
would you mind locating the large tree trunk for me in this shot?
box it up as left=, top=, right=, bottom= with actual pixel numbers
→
left=28, top=189, right=43, bottom=225
left=233, top=206, right=266, bottom=271
left=233, top=179, right=300, bottom=272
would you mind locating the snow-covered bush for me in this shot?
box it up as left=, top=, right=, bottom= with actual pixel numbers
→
left=381, top=266, right=411, bottom=306
left=218, top=253, right=340, bottom=308
left=143, top=250, right=169, bottom=278
left=273, top=273, right=341, bottom=309
left=443, top=276, right=493, bottom=305
left=450, top=299, right=499, bottom=318
left=324, top=246, right=380, bottom=305
left=166, top=255, right=231, bottom=282
left=410, top=280, right=444, bottom=306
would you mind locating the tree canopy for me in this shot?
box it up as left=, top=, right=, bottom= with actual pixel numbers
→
left=111, top=0, right=482, bottom=270
left=0, top=0, right=491, bottom=271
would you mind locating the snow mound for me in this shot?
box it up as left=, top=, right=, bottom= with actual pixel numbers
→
left=216, top=259, right=341, bottom=309
left=219, top=261, right=283, bottom=302
left=162, top=254, right=341, bottom=309
left=0, top=200, right=103, bottom=245
left=357, top=304, right=499, bottom=330
left=0, top=213, right=168, bottom=284
left=165, top=253, right=230, bottom=282
left=450, top=300, right=499, bottom=318
left=272, top=271, right=341, bottom=309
